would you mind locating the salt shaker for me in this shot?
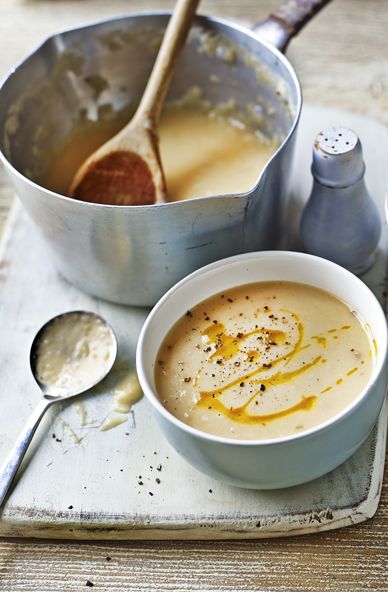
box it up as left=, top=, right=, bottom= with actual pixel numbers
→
left=300, top=127, right=381, bottom=275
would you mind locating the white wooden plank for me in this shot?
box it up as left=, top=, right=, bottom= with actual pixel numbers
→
left=0, top=104, right=387, bottom=539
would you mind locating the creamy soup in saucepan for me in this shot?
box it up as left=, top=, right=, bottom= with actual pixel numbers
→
left=155, top=282, right=374, bottom=440
left=40, top=108, right=277, bottom=202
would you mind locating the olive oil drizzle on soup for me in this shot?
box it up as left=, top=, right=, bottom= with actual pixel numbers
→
left=155, top=282, right=374, bottom=440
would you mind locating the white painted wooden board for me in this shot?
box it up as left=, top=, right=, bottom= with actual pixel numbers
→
left=0, top=105, right=387, bottom=540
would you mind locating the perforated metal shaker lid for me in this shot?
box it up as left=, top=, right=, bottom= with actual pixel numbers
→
left=312, top=127, right=365, bottom=187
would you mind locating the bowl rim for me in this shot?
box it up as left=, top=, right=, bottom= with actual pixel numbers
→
left=136, top=250, right=388, bottom=447
left=0, top=11, right=301, bottom=209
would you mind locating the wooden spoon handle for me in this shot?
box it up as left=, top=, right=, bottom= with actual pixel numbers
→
left=134, top=0, right=200, bottom=124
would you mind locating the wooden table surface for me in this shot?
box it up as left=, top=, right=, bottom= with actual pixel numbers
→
left=0, top=1, right=387, bottom=590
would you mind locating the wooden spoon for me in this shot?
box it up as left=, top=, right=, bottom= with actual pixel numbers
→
left=69, top=0, right=200, bottom=206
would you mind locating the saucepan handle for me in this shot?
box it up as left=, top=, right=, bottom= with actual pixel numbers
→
left=254, top=0, right=332, bottom=52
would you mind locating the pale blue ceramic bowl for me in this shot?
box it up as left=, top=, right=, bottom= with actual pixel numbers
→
left=137, top=252, right=388, bottom=489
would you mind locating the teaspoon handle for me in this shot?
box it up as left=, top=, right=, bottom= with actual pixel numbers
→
left=0, top=397, right=52, bottom=507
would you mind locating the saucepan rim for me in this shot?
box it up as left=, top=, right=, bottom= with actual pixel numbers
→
left=136, top=250, right=387, bottom=447
left=0, top=11, right=301, bottom=210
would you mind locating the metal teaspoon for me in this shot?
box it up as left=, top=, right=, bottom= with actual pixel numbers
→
left=0, top=311, right=117, bottom=506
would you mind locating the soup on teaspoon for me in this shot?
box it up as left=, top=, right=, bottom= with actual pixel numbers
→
left=155, top=282, right=375, bottom=440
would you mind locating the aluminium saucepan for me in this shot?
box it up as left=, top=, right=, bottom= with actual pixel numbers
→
left=0, top=0, right=331, bottom=305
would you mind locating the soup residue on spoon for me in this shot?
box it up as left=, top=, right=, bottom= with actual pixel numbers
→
left=35, top=312, right=115, bottom=393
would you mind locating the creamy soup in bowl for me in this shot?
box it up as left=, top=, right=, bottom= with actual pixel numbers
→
left=155, top=282, right=374, bottom=441
left=136, top=252, right=388, bottom=489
